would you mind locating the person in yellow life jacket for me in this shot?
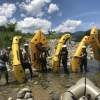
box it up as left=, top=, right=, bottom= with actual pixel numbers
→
left=60, top=45, right=69, bottom=73
left=80, top=46, right=88, bottom=73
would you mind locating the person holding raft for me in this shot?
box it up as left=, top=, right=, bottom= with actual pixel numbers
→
left=80, top=46, right=88, bottom=73
left=60, top=45, right=69, bottom=73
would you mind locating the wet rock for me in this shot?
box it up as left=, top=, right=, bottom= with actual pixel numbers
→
left=40, top=80, right=49, bottom=89
left=8, top=97, right=13, bottom=100
left=17, top=90, right=25, bottom=99
left=27, top=98, right=34, bottom=100
left=33, top=72, right=39, bottom=77
left=65, top=84, right=71, bottom=88
left=20, top=84, right=25, bottom=87
left=49, top=90, right=55, bottom=95
left=16, top=87, right=34, bottom=100
left=17, top=87, right=31, bottom=99
left=33, top=81, right=38, bottom=85
left=13, top=88, right=19, bottom=92
left=50, top=91, right=60, bottom=100
left=24, top=92, right=32, bottom=99
left=21, top=87, right=31, bottom=93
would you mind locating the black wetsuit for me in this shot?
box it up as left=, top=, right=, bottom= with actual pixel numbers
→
left=0, top=59, right=8, bottom=84
left=60, top=48, right=68, bottom=73
left=39, top=51, right=47, bottom=72
left=80, top=51, right=87, bottom=72
left=21, top=50, right=33, bottom=79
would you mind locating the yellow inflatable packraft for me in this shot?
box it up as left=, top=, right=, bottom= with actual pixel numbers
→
left=29, top=30, right=48, bottom=70
left=52, top=34, right=71, bottom=72
left=12, top=36, right=26, bottom=83
left=71, top=26, right=100, bottom=72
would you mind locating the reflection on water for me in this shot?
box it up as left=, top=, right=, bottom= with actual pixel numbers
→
left=0, top=59, right=100, bottom=100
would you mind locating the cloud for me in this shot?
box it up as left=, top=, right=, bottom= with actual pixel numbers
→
left=20, top=13, right=26, bottom=18
left=0, top=3, right=16, bottom=26
left=0, top=16, right=8, bottom=26
left=20, top=0, right=51, bottom=17
left=9, top=18, right=16, bottom=24
left=48, top=3, right=59, bottom=14
left=16, top=17, right=52, bottom=33
left=54, top=19, right=82, bottom=32
left=0, top=3, right=16, bottom=18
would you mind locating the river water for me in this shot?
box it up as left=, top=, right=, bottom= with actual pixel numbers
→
left=0, top=58, right=100, bottom=100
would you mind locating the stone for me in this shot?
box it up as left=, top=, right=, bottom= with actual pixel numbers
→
left=50, top=91, right=60, bottom=100
left=14, top=88, right=19, bottom=92
left=17, top=88, right=31, bottom=99
left=65, top=84, right=71, bottom=88
left=17, top=90, right=25, bottom=99
left=20, top=84, right=25, bottom=87
left=24, top=92, right=32, bottom=99
left=21, top=87, right=31, bottom=93
left=8, top=97, right=13, bottom=100
left=33, top=81, right=38, bottom=85
left=33, top=72, right=39, bottom=77
left=49, top=90, right=55, bottom=95
left=27, top=98, right=34, bottom=100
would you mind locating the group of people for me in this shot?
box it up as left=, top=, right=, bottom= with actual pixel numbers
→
left=60, top=44, right=88, bottom=73
left=0, top=44, right=33, bottom=84
left=0, top=42, right=88, bottom=84
left=36, top=43, right=88, bottom=74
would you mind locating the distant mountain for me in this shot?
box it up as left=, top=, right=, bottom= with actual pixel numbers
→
left=46, top=30, right=86, bottom=41
left=71, top=29, right=100, bottom=42
left=71, top=31, right=85, bottom=41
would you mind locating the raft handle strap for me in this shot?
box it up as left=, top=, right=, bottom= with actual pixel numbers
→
left=95, top=93, right=100, bottom=100
left=84, top=72, right=87, bottom=96
left=67, top=91, right=77, bottom=100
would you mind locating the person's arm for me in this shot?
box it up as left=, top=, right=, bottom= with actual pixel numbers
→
left=82, top=52, right=87, bottom=58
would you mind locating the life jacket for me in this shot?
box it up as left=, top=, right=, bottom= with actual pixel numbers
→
left=81, top=52, right=87, bottom=61
left=61, top=48, right=68, bottom=60
left=1, top=53, right=8, bottom=62
left=0, top=59, right=5, bottom=70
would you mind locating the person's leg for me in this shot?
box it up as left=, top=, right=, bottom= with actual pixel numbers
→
left=41, top=62, right=44, bottom=72
left=3, top=67, right=8, bottom=84
left=0, top=70, right=2, bottom=80
left=22, top=62, right=28, bottom=82
left=27, top=63, right=33, bottom=79
left=41, top=60, right=46, bottom=72
left=5, top=70, right=8, bottom=84
left=62, top=61, right=68, bottom=73
left=22, top=62, right=26, bottom=72
left=84, top=61, right=88, bottom=72
left=80, top=61, right=84, bottom=72
left=44, top=62, right=47, bottom=72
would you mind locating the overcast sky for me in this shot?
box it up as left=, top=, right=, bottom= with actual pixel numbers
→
left=0, top=0, right=100, bottom=33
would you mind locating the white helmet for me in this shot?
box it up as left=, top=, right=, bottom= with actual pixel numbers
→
left=63, top=45, right=66, bottom=48
left=24, top=43, right=28, bottom=46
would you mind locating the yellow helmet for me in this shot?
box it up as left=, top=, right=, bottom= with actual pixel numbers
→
left=82, top=45, right=86, bottom=48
